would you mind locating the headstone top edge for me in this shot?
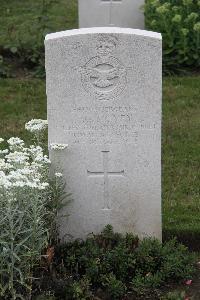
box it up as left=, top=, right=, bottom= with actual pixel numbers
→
left=45, top=27, right=162, bottom=42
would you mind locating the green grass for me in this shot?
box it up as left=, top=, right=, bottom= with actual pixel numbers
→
left=0, top=77, right=199, bottom=247
left=162, top=77, right=200, bottom=248
left=0, top=79, right=46, bottom=140
left=0, top=0, right=78, bottom=47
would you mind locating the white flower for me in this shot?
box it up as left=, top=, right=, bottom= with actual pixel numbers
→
left=12, top=181, right=26, bottom=188
left=50, top=143, right=68, bottom=150
left=38, top=182, right=49, bottom=190
left=7, top=137, right=24, bottom=146
left=29, top=145, right=43, bottom=156
left=0, top=133, right=52, bottom=196
left=0, top=171, right=12, bottom=189
left=55, top=172, right=63, bottom=178
left=35, top=154, right=51, bottom=164
left=8, top=170, right=26, bottom=180
left=7, top=137, right=25, bottom=151
left=0, top=149, right=9, bottom=155
left=5, top=151, right=29, bottom=165
left=25, top=119, right=48, bottom=133
left=0, top=159, right=13, bottom=171
left=26, top=181, right=38, bottom=188
left=0, top=138, right=4, bottom=143
left=20, top=167, right=33, bottom=175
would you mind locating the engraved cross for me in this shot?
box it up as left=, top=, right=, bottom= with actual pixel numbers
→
left=87, top=151, right=124, bottom=210
left=101, top=0, right=122, bottom=26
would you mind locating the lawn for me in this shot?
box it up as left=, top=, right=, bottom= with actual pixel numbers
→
left=0, top=79, right=46, bottom=140
left=0, top=0, right=78, bottom=47
left=0, top=76, right=199, bottom=247
left=162, top=76, right=200, bottom=249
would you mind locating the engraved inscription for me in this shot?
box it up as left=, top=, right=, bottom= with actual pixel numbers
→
left=67, top=105, right=138, bottom=144
left=81, top=36, right=126, bottom=100
left=87, top=151, right=124, bottom=210
left=49, top=104, right=158, bottom=145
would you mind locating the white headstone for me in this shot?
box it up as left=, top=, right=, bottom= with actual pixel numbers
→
left=45, top=27, right=162, bottom=240
left=78, top=0, right=144, bottom=29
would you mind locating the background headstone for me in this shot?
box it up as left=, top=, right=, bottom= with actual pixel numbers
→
left=45, top=27, right=162, bottom=240
left=78, top=0, right=145, bottom=29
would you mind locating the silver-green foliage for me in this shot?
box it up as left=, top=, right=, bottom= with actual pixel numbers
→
left=0, top=187, right=48, bottom=299
left=0, top=120, right=65, bottom=299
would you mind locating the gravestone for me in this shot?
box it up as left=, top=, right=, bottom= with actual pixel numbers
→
left=45, top=27, right=162, bottom=240
left=78, top=0, right=144, bottom=29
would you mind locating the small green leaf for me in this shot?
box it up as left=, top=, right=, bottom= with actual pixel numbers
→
left=10, top=47, right=18, bottom=54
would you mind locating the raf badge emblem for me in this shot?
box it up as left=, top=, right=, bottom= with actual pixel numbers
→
left=81, top=35, right=127, bottom=101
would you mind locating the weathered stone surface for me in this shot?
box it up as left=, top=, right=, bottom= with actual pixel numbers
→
left=45, top=27, right=162, bottom=240
left=78, top=0, right=144, bottom=29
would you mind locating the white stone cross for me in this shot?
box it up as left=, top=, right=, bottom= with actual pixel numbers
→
left=87, top=150, right=124, bottom=210
left=101, top=0, right=123, bottom=26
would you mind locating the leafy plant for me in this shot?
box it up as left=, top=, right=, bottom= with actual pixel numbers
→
left=101, top=272, right=126, bottom=300
left=0, top=54, right=10, bottom=78
left=67, top=276, right=93, bottom=300
left=40, top=225, right=195, bottom=299
left=144, top=0, right=200, bottom=73
left=131, top=272, right=163, bottom=295
left=160, top=290, right=187, bottom=300
left=130, top=238, right=195, bottom=293
left=46, top=175, right=71, bottom=245
left=0, top=120, right=67, bottom=299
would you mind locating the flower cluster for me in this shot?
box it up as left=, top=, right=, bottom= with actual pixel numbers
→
left=172, top=14, right=182, bottom=23
left=55, top=172, right=63, bottom=178
left=156, top=3, right=170, bottom=15
left=194, top=22, right=200, bottom=32
left=25, top=119, right=48, bottom=134
left=50, top=143, right=68, bottom=150
left=0, top=137, right=50, bottom=191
